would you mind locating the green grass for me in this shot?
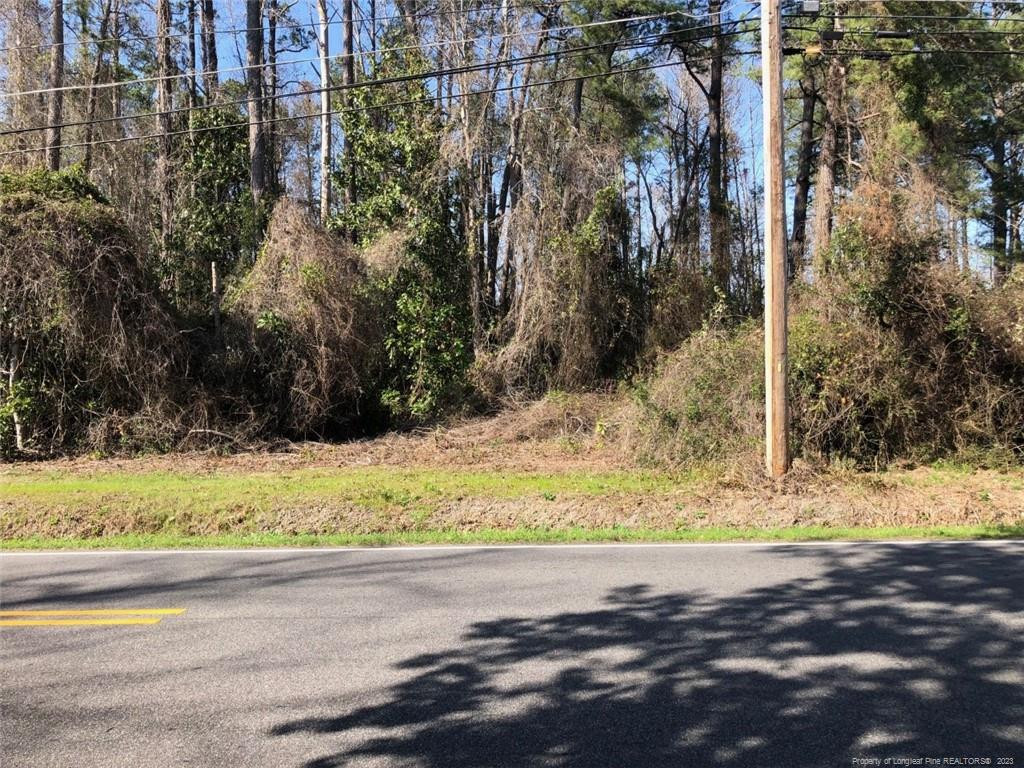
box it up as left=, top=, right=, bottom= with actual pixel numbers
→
left=1, top=466, right=692, bottom=514
left=3, top=524, right=1022, bottom=550
left=4, top=464, right=1021, bottom=549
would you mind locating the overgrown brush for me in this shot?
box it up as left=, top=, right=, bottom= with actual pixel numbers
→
left=223, top=199, right=381, bottom=439
left=619, top=318, right=764, bottom=467
left=624, top=183, right=1024, bottom=469
left=0, top=167, right=186, bottom=455
left=479, top=147, right=646, bottom=395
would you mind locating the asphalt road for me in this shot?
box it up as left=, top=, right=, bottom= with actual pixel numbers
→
left=1, top=541, right=1022, bottom=768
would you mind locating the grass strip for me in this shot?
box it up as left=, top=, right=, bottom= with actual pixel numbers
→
left=3, top=524, right=1022, bottom=550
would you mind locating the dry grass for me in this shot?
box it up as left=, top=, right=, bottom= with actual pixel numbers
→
left=3, top=396, right=1022, bottom=542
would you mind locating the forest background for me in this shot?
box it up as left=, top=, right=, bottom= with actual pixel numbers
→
left=2, top=0, right=1023, bottom=545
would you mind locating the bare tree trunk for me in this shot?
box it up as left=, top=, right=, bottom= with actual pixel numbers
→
left=485, top=153, right=498, bottom=310
left=8, top=339, right=25, bottom=452
left=111, top=0, right=121, bottom=122
left=1004, top=204, right=1019, bottom=271
left=731, top=150, right=750, bottom=295
left=317, top=0, right=331, bottom=225
left=496, top=14, right=550, bottom=314
left=266, top=0, right=279, bottom=194
left=342, top=0, right=357, bottom=214
left=44, top=0, right=64, bottom=171
left=5, top=0, right=44, bottom=164
left=708, top=0, right=728, bottom=295
left=82, top=0, right=114, bottom=173
left=639, top=161, right=666, bottom=266
left=789, top=74, right=816, bottom=280
left=187, top=0, right=197, bottom=110
left=571, top=77, right=583, bottom=129
left=369, top=0, right=377, bottom=53
left=961, top=217, right=970, bottom=273
left=990, top=138, right=1008, bottom=283
left=156, top=0, right=174, bottom=265
left=396, top=0, right=418, bottom=36
left=200, top=0, right=218, bottom=98
left=246, top=0, right=266, bottom=204
left=812, top=12, right=844, bottom=275
left=211, top=260, right=222, bottom=342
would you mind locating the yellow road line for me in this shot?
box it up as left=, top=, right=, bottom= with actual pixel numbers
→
left=0, top=618, right=163, bottom=627
left=0, top=608, right=186, bottom=617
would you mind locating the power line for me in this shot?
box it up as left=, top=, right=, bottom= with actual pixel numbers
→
left=1, top=10, right=692, bottom=100
left=785, top=24, right=1024, bottom=36
left=0, top=0, right=745, bottom=56
left=0, top=0, right=746, bottom=56
left=827, top=46, right=1024, bottom=54
left=869, top=0, right=1024, bottom=4
left=0, top=22, right=761, bottom=139
left=0, top=47, right=760, bottom=160
left=784, top=12, right=1024, bottom=21
left=0, top=0, right=582, bottom=54
left=0, top=28, right=681, bottom=138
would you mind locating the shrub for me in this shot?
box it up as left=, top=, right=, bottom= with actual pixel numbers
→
left=480, top=184, right=645, bottom=394
left=624, top=182, right=1024, bottom=469
left=620, top=319, right=763, bottom=466
left=224, top=199, right=381, bottom=439
left=0, top=167, right=185, bottom=455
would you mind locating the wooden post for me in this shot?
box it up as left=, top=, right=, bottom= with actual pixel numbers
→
left=762, top=0, right=790, bottom=478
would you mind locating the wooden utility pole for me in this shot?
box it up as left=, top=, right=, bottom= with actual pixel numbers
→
left=761, top=0, right=789, bottom=478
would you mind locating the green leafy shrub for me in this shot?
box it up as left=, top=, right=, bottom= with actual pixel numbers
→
left=170, top=107, right=264, bottom=317
left=331, top=40, right=472, bottom=423
left=0, top=165, right=108, bottom=203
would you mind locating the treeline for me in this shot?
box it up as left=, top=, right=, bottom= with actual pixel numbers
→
left=1, top=0, right=1024, bottom=463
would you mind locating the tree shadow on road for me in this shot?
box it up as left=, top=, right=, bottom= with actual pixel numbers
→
left=270, top=543, right=1024, bottom=767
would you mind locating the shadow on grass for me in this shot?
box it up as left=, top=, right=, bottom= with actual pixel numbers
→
left=270, top=543, right=1024, bottom=767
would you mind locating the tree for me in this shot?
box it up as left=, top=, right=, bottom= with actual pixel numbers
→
left=316, top=0, right=331, bottom=224
left=82, top=0, right=115, bottom=173
left=812, top=16, right=844, bottom=275
left=173, top=107, right=261, bottom=325
left=246, top=0, right=267, bottom=204
left=156, top=0, right=174, bottom=264
left=200, top=0, right=218, bottom=97
left=44, top=0, right=64, bottom=170
left=707, top=0, right=727, bottom=294
left=789, top=70, right=817, bottom=279
left=335, top=42, right=470, bottom=419
left=342, top=0, right=357, bottom=215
